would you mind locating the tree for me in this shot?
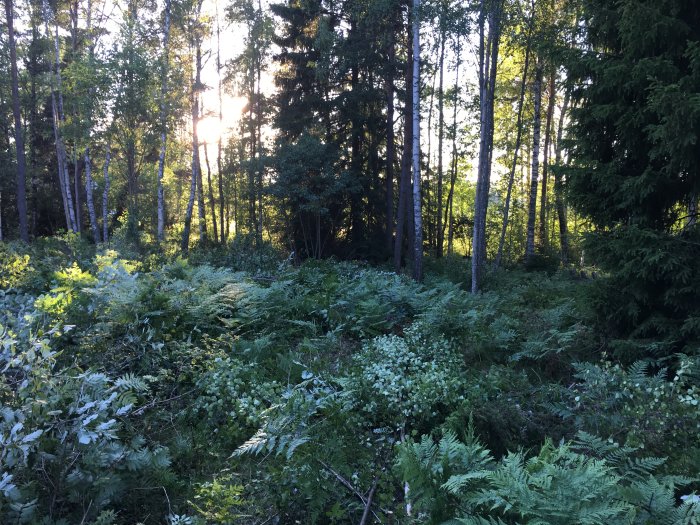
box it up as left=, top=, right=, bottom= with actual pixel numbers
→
left=495, top=0, right=535, bottom=268
left=524, top=55, right=543, bottom=262
left=411, top=0, right=423, bottom=281
left=567, top=0, right=700, bottom=358
left=4, top=0, right=28, bottom=241
left=156, top=0, right=172, bottom=242
left=471, top=0, right=504, bottom=292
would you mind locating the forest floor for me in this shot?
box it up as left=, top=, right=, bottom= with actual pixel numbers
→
left=1, top=236, right=699, bottom=524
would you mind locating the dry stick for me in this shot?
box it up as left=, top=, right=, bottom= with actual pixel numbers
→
left=317, top=460, right=384, bottom=521
left=359, top=477, right=379, bottom=525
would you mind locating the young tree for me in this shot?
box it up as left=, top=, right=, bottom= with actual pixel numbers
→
left=4, top=0, right=29, bottom=241
left=471, top=0, right=504, bottom=292
left=495, top=0, right=535, bottom=268
left=411, top=0, right=423, bottom=281
left=524, top=56, right=543, bottom=262
left=156, top=0, right=172, bottom=242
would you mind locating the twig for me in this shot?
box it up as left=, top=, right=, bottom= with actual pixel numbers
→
left=316, top=460, right=385, bottom=521
left=359, top=477, right=379, bottom=525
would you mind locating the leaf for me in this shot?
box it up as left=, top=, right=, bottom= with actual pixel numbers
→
left=21, top=429, right=43, bottom=443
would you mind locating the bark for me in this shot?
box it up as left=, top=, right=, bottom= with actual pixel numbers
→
left=102, top=145, right=111, bottom=242
left=425, top=56, right=436, bottom=251
left=554, top=89, right=570, bottom=263
left=525, top=57, right=544, bottom=262
left=443, top=37, right=461, bottom=255
left=73, top=148, right=82, bottom=232
left=435, top=19, right=446, bottom=258
left=255, top=0, right=264, bottom=244
left=495, top=3, right=534, bottom=267
left=182, top=2, right=205, bottom=253
left=5, top=0, right=29, bottom=241
left=472, top=0, right=503, bottom=292
left=217, top=6, right=225, bottom=243
left=350, top=45, right=363, bottom=249
left=539, top=73, right=556, bottom=247
left=204, top=142, right=218, bottom=243
left=43, top=0, right=77, bottom=232
left=411, top=0, right=423, bottom=282
left=385, top=30, right=396, bottom=253
left=70, top=5, right=81, bottom=233
left=84, top=148, right=100, bottom=242
left=393, top=15, right=413, bottom=273
left=247, top=20, right=257, bottom=238
left=156, top=0, right=172, bottom=242
left=195, top=57, right=206, bottom=243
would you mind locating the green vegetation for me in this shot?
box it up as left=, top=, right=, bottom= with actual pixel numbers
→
left=1, top=238, right=699, bottom=523
left=2, top=0, right=700, bottom=522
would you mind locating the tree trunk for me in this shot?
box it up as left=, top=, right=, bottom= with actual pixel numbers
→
left=495, top=3, right=534, bottom=268
left=443, top=37, right=460, bottom=255
left=156, top=0, right=171, bottom=242
left=385, top=30, right=396, bottom=254
left=43, top=0, right=77, bottom=232
left=539, top=72, right=556, bottom=248
left=84, top=148, right=100, bottom=242
left=255, top=0, right=264, bottom=244
left=5, top=0, right=29, bottom=241
left=73, top=148, right=82, bottom=232
left=182, top=3, right=205, bottom=253
left=472, top=0, right=503, bottom=292
left=435, top=20, right=446, bottom=258
left=554, top=89, right=570, bottom=263
left=204, top=142, right=218, bottom=243
left=394, top=15, right=413, bottom=273
left=411, top=0, right=423, bottom=282
left=525, top=56, right=544, bottom=262
left=102, top=145, right=111, bottom=242
left=194, top=36, right=206, bottom=244
left=217, top=5, right=225, bottom=243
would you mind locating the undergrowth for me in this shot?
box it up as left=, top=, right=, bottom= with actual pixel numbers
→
left=1, top=237, right=698, bottom=524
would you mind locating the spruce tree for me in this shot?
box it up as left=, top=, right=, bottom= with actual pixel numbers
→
left=568, top=0, right=700, bottom=359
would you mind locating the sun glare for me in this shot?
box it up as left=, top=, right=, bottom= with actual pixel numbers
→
left=197, top=116, right=223, bottom=146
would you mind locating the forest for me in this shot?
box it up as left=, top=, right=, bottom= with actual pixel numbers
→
left=1, top=0, right=700, bottom=522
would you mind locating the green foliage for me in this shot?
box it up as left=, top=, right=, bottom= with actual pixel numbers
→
left=568, top=0, right=700, bottom=361
left=546, top=356, right=700, bottom=473
left=400, top=431, right=700, bottom=525
left=348, top=324, right=464, bottom=427
left=1, top=243, right=697, bottom=523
